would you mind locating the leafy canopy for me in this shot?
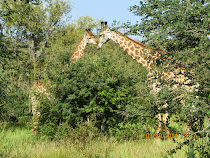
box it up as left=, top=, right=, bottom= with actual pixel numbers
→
left=125, top=0, right=209, bottom=51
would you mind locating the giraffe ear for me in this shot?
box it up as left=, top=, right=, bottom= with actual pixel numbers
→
left=88, top=28, right=91, bottom=31
left=85, top=29, right=88, bottom=31
left=105, top=21, right=107, bottom=27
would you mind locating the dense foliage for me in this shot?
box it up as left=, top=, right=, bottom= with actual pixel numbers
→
left=126, top=0, right=209, bottom=51
left=124, top=0, right=209, bottom=157
left=0, top=0, right=209, bottom=157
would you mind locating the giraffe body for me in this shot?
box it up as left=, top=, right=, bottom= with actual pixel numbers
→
left=98, top=22, right=199, bottom=135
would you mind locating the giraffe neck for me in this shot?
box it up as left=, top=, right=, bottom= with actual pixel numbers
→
left=109, top=31, right=199, bottom=89
left=109, top=31, right=162, bottom=71
left=71, top=37, right=87, bottom=61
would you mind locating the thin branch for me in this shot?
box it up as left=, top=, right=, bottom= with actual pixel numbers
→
left=194, top=123, right=210, bottom=151
left=114, top=110, right=152, bottom=117
left=186, top=0, right=192, bottom=6
left=195, top=124, right=210, bottom=134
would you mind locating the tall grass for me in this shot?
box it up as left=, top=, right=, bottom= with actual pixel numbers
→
left=0, top=126, right=189, bottom=158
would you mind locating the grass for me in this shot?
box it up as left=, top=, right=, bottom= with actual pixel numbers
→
left=0, top=126, right=190, bottom=158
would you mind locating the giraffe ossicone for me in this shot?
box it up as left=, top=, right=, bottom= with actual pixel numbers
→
left=97, top=21, right=199, bottom=136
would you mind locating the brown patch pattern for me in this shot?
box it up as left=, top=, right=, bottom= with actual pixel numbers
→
left=125, top=48, right=129, bottom=52
left=130, top=46, right=134, bottom=51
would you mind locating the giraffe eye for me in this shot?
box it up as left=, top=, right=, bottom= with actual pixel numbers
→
left=99, top=34, right=103, bottom=37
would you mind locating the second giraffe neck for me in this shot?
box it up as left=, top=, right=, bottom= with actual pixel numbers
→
left=71, top=37, right=87, bottom=61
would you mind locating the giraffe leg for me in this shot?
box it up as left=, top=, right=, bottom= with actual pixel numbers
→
left=186, top=118, right=191, bottom=133
left=163, top=112, right=169, bottom=136
left=155, top=113, right=161, bottom=135
left=32, top=117, right=37, bottom=135
left=32, top=119, right=36, bottom=135
left=180, top=99, right=191, bottom=133
left=32, top=125, right=36, bottom=135
left=162, top=104, right=169, bottom=138
left=32, top=112, right=39, bottom=135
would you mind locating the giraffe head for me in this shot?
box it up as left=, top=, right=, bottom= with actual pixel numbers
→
left=85, top=28, right=97, bottom=45
left=97, top=21, right=112, bottom=48
left=71, top=28, right=97, bottom=61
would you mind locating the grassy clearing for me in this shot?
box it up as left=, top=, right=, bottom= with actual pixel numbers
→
left=0, top=127, right=188, bottom=158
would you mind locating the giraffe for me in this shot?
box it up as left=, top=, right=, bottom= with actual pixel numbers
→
left=29, top=80, right=53, bottom=134
left=71, top=28, right=98, bottom=61
left=97, top=21, right=199, bottom=136
left=29, top=29, right=97, bottom=134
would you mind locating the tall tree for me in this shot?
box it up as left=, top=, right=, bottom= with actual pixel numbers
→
left=0, top=0, right=71, bottom=122
left=125, top=0, right=209, bottom=51
left=0, top=0, right=71, bottom=80
left=125, top=1, right=209, bottom=156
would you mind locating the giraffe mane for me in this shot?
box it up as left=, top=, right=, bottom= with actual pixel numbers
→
left=113, top=31, right=189, bottom=71
left=126, top=36, right=166, bottom=54
left=114, top=31, right=166, bottom=54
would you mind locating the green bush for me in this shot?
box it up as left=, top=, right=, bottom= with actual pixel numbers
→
left=38, top=40, right=156, bottom=138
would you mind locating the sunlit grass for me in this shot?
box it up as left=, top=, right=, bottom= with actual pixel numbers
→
left=0, top=127, right=189, bottom=158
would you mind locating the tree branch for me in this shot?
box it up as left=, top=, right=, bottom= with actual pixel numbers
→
left=195, top=124, right=210, bottom=134
left=186, top=0, right=192, bottom=6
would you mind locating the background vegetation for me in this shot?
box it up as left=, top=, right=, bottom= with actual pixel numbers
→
left=0, top=0, right=209, bottom=157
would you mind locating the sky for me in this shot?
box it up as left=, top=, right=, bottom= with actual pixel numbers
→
left=70, top=0, right=141, bottom=24
left=69, top=0, right=142, bottom=39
